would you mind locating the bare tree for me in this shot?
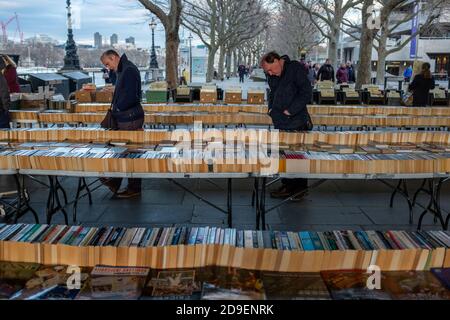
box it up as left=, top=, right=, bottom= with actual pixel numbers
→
left=137, top=0, right=182, bottom=90
left=286, top=0, right=365, bottom=68
left=183, top=0, right=268, bottom=82
left=267, top=1, right=323, bottom=59
left=343, top=0, right=448, bottom=84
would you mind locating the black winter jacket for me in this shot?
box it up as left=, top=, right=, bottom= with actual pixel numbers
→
left=112, top=54, right=144, bottom=123
left=266, top=55, right=312, bottom=130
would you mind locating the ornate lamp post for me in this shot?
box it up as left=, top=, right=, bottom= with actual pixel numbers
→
left=61, top=0, right=81, bottom=71
left=149, top=18, right=159, bottom=69
left=188, top=33, right=193, bottom=83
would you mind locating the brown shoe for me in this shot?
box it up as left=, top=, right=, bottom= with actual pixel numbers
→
left=114, top=189, right=141, bottom=199
left=100, top=178, right=119, bottom=194
left=270, top=185, right=291, bottom=199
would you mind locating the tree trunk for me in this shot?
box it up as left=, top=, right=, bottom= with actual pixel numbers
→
left=218, top=45, right=226, bottom=80
left=165, top=29, right=179, bottom=90
left=206, top=46, right=218, bottom=83
left=226, top=49, right=232, bottom=78
left=376, top=12, right=390, bottom=85
left=356, top=0, right=374, bottom=89
left=233, top=50, right=238, bottom=76
left=328, top=25, right=340, bottom=70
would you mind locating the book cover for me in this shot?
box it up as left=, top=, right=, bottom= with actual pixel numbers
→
left=321, top=270, right=392, bottom=300
left=262, top=272, right=330, bottom=300
left=431, top=268, right=450, bottom=290
left=140, top=269, right=201, bottom=300
left=10, top=265, right=91, bottom=300
left=75, top=266, right=149, bottom=300
left=382, top=271, right=450, bottom=300
left=0, top=261, right=41, bottom=299
left=200, top=267, right=265, bottom=300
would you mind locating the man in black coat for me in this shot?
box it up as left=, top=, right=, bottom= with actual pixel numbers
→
left=317, top=58, right=335, bottom=82
left=100, top=50, right=144, bottom=199
left=261, top=51, right=313, bottom=199
left=0, top=57, right=11, bottom=128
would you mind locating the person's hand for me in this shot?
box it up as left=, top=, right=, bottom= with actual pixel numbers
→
left=283, top=110, right=291, bottom=116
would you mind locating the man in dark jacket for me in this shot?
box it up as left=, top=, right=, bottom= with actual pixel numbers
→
left=317, top=58, right=335, bottom=82
left=100, top=50, right=144, bottom=199
left=0, top=57, right=11, bottom=128
left=261, top=51, right=313, bottom=199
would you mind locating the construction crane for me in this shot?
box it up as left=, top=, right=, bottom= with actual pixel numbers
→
left=1, top=13, right=23, bottom=44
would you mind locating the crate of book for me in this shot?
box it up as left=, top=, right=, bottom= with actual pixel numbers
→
left=19, top=93, right=46, bottom=109
left=200, top=85, right=218, bottom=104
left=225, top=87, right=242, bottom=104
left=247, top=89, right=265, bottom=104
left=75, top=90, right=93, bottom=103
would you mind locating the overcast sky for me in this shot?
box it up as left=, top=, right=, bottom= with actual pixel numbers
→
left=0, top=0, right=195, bottom=48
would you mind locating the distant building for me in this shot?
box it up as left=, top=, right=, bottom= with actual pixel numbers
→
left=110, top=34, right=118, bottom=46
left=94, top=32, right=102, bottom=49
left=125, top=36, right=135, bottom=46
left=24, top=34, right=59, bottom=45
left=341, top=1, right=450, bottom=79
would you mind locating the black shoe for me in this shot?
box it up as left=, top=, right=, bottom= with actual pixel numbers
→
left=113, top=189, right=141, bottom=199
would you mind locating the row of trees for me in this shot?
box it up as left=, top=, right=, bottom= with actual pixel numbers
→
left=137, top=0, right=449, bottom=89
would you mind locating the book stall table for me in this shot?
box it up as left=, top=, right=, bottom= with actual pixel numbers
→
left=18, top=169, right=250, bottom=228
left=0, top=170, right=38, bottom=224
left=254, top=172, right=450, bottom=232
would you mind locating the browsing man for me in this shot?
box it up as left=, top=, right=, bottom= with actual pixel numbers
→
left=260, top=51, right=313, bottom=199
left=100, top=49, right=144, bottom=199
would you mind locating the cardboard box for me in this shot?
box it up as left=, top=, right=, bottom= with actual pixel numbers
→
left=225, top=87, right=242, bottom=104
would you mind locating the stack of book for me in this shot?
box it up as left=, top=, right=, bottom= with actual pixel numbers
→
left=1, top=223, right=449, bottom=272
left=2, top=262, right=450, bottom=300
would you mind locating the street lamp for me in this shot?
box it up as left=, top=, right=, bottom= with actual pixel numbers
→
left=149, top=18, right=158, bottom=69
left=188, top=33, right=193, bottom=84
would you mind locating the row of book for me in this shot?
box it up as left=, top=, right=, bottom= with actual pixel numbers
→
left=2, top=142, right=450, bottom=174
left=3, top=128, right=450, bottom=147
left=10, top=111, right=450, bottom=128
left=308, top=105, right=450, bottom=117
left=73, top=103, right=450, bottom=117
left=1, top=262, right=450, bottom=300
left=73, top=103, right=268, bottom=114
left=1, top=223, right=450, bottom=272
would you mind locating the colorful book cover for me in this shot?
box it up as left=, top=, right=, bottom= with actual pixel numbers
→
left=431, top=268, right=450, bottom=290
left=10, top=265, right=91, bottom=300
left=321, top=270, right=392, bottom=300
left=140, top=269, right=202, bottom=300
left=200, top=267, right=265, bottom=300
left=262, top=272, right=330, bottom=300
left=0, top=261, right=41, bottom=299
left=75, top=265, right=149, bottom=300
left=382, top=271, right=450, bottom=300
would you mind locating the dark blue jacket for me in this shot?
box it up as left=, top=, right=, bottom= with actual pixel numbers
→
left=267, top=55, right=312, bottom=130
left=112, top=54, right=144, bottom=123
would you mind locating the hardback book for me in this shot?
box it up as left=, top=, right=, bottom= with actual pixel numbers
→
left=10, top=265, right=91, bottom=300
left=321, top=270, right=392, bottom=300
left=382, top=271, right=450, bottom=300
left=262, top=272, right=330, bottom=300
left=200, top=267, right=265, bottom=300
left=75, top=265, right=149, bottom=300
left=0, top=261, right=41, bottom=299
left=140, top=269, right=202, bottom=300
left=431, top=268, right=450, bottom=290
